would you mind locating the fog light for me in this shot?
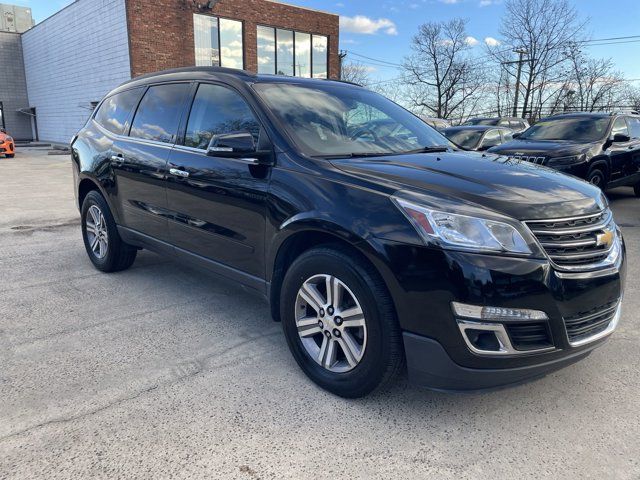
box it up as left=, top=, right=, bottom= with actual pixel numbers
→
left=451, top=302, right=548, bottom=321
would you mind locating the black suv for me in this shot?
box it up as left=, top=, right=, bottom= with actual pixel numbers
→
left=489, top=112, right=640, bottom=193
left=71, top=68, right=625, bottom=398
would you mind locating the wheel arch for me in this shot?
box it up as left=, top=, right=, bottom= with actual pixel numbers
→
left=587, top=156, right=611, bottom=181
left=77, top=175, right=121, bottom=223
left=267, top=220, right=398, bottom=323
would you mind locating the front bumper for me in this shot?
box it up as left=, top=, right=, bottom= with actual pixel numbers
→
left=366, top=236, right=626, bottom=390
left=404, top=302, right=621, bottom=391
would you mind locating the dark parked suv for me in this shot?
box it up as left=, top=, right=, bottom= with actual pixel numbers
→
left=489, top=112, right=640, bottom=193
left=71, top=68, right=625, bottom=398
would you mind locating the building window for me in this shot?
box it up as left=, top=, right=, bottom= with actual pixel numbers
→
left=276, top=29, right=294, bottom=76
left=193, top=14, right=244, bottom=69
left=258, top=26, right=328, bottom=78
left=295, top=32, right=311, bottom=78
left=312, top=35, right=328, bottom=79
left=257, top=26, right=275, bottom=75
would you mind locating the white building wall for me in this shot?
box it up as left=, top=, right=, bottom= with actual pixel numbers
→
left=21, top=0, right=131, bottom=143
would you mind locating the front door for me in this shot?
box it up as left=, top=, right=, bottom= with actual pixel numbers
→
left=165, top=83, right=270, bottom=278
left=607, top=116, right=636, bottom=181
left=113, top=82, right=191, bottom=242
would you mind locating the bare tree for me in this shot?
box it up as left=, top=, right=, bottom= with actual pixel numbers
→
left=402, top=19, right=485, bottom=120
left=489, top=0, right=587, bottom=120
left=566, top=47, right=626, bottom=111
left=340, top=61, right=372, bottom=86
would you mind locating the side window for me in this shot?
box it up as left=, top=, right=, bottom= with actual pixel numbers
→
left=498, top=119, right=510, bottom=127
left=626, top=117, right=640, bottom=139
left=501, top=129, right=514, bottom=142
left=184, top=84, right=260, bottom=150
left=610, top=117, right=630, bottom=138
left=481, top=129, right=502, bottom=148
left=509, top=120, right=522, bottom=130
left=130, top=83, right=190, bottom=143
left=94, top=88, right=142, bottom=135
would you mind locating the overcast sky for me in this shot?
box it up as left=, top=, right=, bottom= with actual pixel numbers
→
left=14, top=0, right=640, bottom=86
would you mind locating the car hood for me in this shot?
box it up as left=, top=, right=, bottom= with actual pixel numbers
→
left=330, top=151, right=605, bottom=220
left=488, top=139, right=597, bottom=157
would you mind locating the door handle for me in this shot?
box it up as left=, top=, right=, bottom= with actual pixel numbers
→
left=169, top=167, right=189, bottom=178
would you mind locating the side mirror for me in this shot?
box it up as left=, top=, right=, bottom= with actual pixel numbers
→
left=612, top=133, right=631, bottom=143
left=477, top=145, right=491, bottom=151
left=512, top=132, right=521, bottom=139
left=208, top=131, right=256, bottom=155
left=0, top=128, right=6, bottom=134
left=207, top=130, right=274, bottom=165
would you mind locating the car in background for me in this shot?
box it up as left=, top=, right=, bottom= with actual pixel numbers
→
left=442, top=125, right=513, bottom=151
left=488, top=112, right=640, bottom=195
left=0, top=128, right=15, bottom=158
left=420, top=116, right=451, bottom=131
left=464, top=116, right=530, bottom=133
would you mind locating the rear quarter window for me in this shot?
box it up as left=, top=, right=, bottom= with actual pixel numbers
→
left=94, top=88, right=143, bottom=135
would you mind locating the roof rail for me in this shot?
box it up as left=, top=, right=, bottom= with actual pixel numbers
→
left=609, top=110, right=640, bottom=116
left=130, top=66, right=256, bottom=83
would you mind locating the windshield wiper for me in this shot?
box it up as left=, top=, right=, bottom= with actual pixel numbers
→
left=313, top=152, right=388, bottom=159
left=399, top=145, right=451, bottom=154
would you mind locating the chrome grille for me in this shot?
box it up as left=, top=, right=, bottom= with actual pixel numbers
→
left=563, top=301, right=619, bottom=345
left=525, top=210, right=617, bottom=270
left=511, top=155, right=546, bottom=164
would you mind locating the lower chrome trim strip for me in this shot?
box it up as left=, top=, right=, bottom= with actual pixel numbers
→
left=567, top=302, right=622, bottom=347
left=457, top=319, right=554, bottom=356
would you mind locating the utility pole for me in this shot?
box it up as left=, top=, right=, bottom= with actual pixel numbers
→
left=338, top=50, right=347, bottom=80
left=502, top=48, right=528, bottom=117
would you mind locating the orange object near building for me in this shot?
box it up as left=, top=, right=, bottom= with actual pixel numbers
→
left=0, top=130, right=15, bottom=157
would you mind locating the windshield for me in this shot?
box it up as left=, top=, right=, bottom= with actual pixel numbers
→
left=519, top=117, right=610, bottom=142
left=253, top=82, right=454, bottom=157
left=443, top=129, right=483, bottom=149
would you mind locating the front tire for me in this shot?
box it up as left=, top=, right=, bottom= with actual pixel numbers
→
left=5, top=154, right=14, bottom=158
left=81, top=190, right=137, bottom=272
left=280, top=246, right=404, bottom=398
left=587, top=166, right=607, bottom=189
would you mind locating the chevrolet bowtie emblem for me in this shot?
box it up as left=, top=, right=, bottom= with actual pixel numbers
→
left=596, top=230, right=614, bottom=248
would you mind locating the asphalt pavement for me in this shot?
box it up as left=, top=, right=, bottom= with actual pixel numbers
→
left=1, top=148, right=638, bottom=479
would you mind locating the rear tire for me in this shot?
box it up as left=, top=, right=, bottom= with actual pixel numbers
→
left=280, top=245, right=404, bottom=398
left=634, top=183, right=640, bottom=197
left=587, top=166, right=607, bottom=190
left=5, top=154, right=14, bottom=158
left=81, top=190, right=137, bottom=272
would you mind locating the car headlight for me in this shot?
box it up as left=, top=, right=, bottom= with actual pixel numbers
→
left=547, top=154, right=585, bottom=167
left=393, top=197, right=532, bottom=254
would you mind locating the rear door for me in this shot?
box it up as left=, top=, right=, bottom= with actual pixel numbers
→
left=112, top=82, right=191, bottom=241
left=625, top=116, right=640, bottom=177
left=165, top=82, right=270, bottom=278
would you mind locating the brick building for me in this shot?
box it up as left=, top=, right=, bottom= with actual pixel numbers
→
left=5, top=0, right=339, bottom=143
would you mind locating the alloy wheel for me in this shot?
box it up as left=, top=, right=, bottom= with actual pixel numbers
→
left=85, top=205, right=109, bottom=259
left=295, top=274, right=367, bottom=373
